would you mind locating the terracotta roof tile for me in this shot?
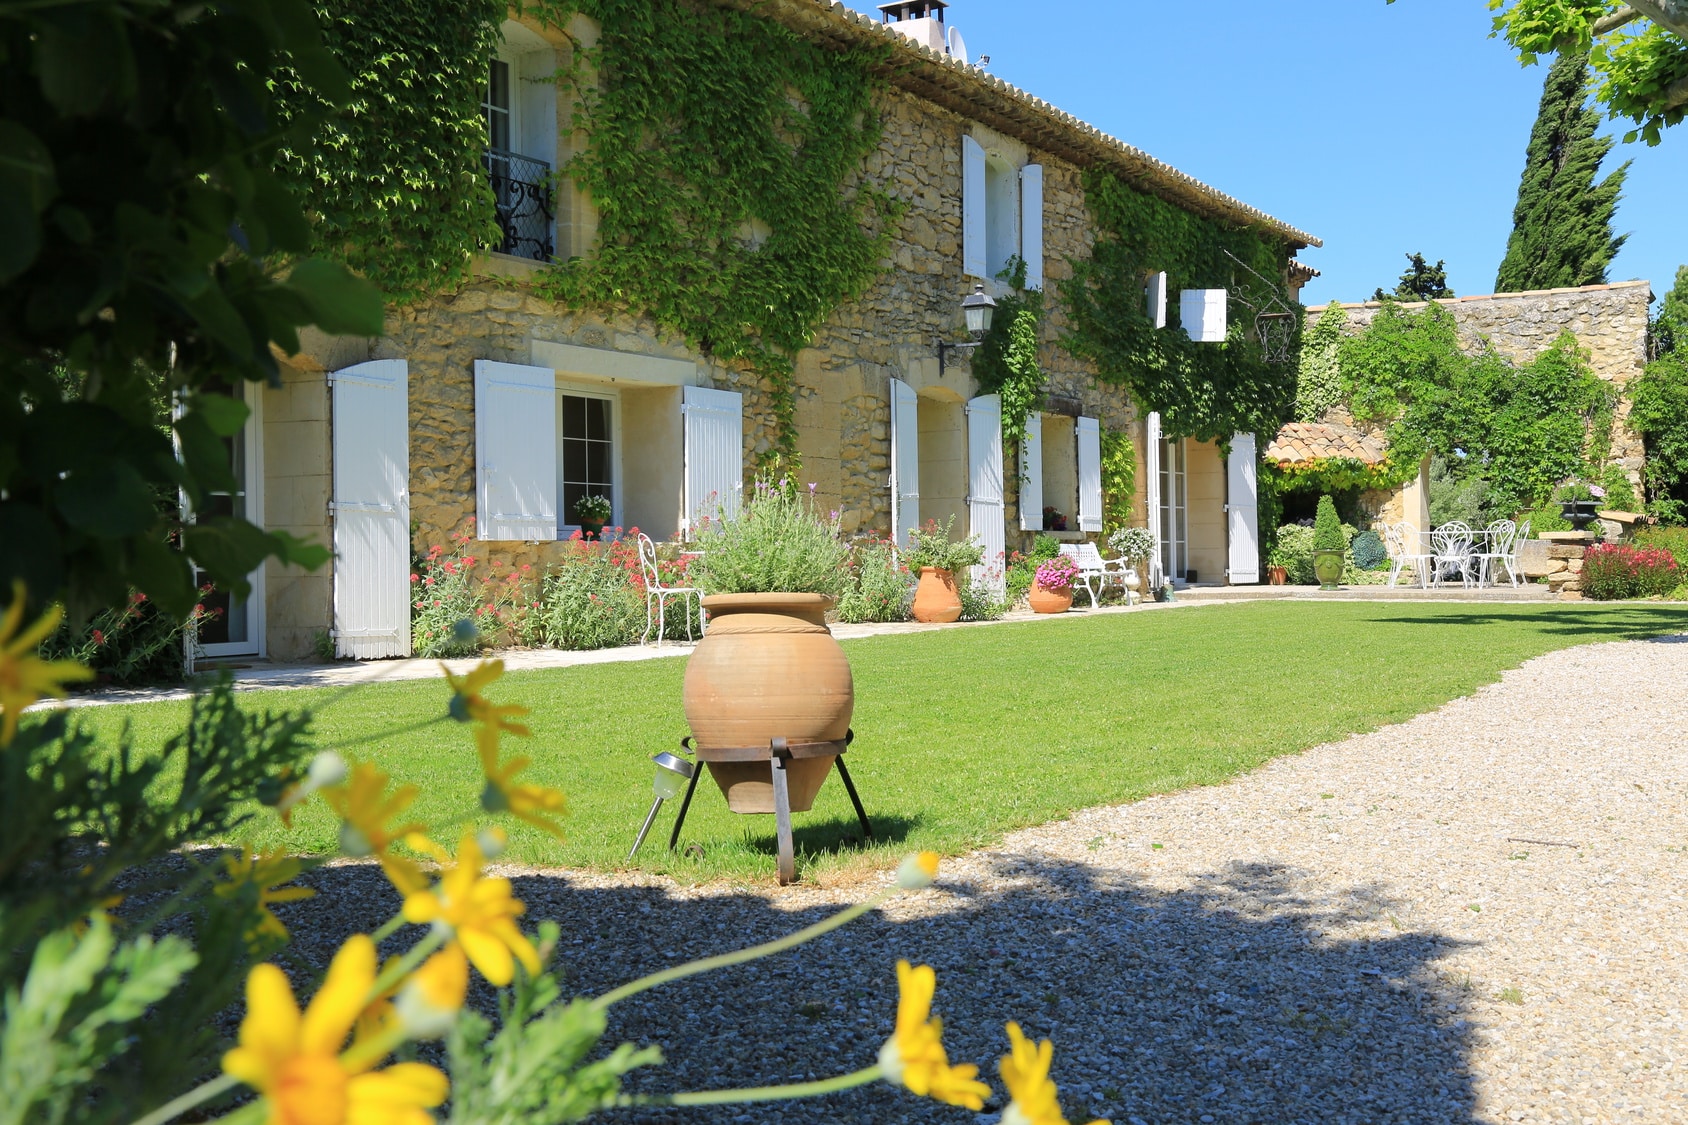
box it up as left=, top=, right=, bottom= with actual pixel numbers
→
left=1265, top=422, right=1389, bottom=467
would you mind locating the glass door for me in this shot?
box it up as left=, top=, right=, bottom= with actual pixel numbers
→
left=193, top=381, right=263, bottom=658
left=1159, top=436, right=1187, bottom=583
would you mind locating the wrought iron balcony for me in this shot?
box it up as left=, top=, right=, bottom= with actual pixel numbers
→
left=484, top=148, right=554, bottom=262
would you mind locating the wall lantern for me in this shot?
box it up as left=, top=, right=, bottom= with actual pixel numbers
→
left=936, top=283, right=998, bottom=378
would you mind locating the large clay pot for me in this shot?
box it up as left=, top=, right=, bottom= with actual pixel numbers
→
left=1268, top=565, right=1288, bottom=586
left=1313, top=549, right=1345, bottom=589
left=1028, top=581, right=1074, bottom=614
left=682, top=593, right=852, bottom=814
left=911, top=567, right=962, bottom=623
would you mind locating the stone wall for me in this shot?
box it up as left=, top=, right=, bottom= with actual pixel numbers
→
left=1318, top=281, right=1654, bottom=482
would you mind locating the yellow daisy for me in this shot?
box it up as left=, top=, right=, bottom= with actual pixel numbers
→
left=320, top=762, right=429, bottom=896
left=222, top=934, right=448, bottom=1125
left=479, top=752, right=568, bottom=840
left=401, top=832, right=540, bottom=987
left=444, top=659, right=531, bottom=765
left=878, top=960, right=991, bottom=1110
left=214, top=845, right=317, bottom=946
left=0, top=583, right=94, bottom=745
left=999, top=1021, right=1108, bottom=1125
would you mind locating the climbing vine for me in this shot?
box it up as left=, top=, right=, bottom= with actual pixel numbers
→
left=1099, top=427, right=1136, bottom=532
left=971, top=257, right=1046, bottom=454
left=529, top=0, right=898, bottom=466
left=1059, top=168, right=1304, bottom=443
left=1295, top=300, right=1347, bottom=422
left=275, top=0, right=505, bottom=300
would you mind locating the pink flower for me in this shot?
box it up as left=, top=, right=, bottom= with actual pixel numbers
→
left=410, top=573, right=420, bottom=583
left=91, top=629, right=105, bottom=646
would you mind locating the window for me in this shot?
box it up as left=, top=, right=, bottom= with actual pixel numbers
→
left=962, top=137, right=1043, bottom=288
left=984, top=155, right=1018, bottom=282
left=559, top=392, right=615, bottom=528
left=483, top=23, right=558, bottom=261
left=483, top=59, right=512, bottom=151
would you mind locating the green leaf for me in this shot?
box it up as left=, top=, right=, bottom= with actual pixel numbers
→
left=54, top=461, right=159, bottom=537
left=268, top=529, right=332, bottom=572
left=188, top=393, right=252, bottom=439
left=129, top=532, right=196, bottom=619
left=285, top=259, right=385, bottom=337
left=0, top=122, right=55, bottom=282
left=181, top=518, right=280, bottom=597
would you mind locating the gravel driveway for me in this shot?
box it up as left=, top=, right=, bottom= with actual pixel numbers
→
left=284, top=636, right=1687, bottom=1125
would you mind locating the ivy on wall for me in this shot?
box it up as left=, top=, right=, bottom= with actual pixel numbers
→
left=531, top=0, right=898, bottom=467
left=1099, top=427, right=1136, bottom=532
left=971, top=258, right=1045, bottom=456
left=1059, top=168, right=1304, bottom=444
left=276, top=0, right=505, bottom=301
left=1295, top=301, right=1347, bottom=423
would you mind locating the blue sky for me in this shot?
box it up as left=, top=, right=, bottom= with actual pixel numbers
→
left=840, top=0, right=1686, bottom=308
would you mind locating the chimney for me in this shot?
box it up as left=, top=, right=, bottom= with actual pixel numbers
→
left=877, top=0, right=951, bottom=56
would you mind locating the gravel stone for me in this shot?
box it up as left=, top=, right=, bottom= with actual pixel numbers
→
left=274, top=635, right=1688, bottom=1124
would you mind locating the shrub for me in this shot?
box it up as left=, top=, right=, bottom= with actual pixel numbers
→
left=1350, top=530, right=1388, bottom=570
left=1106, top=526, right=1156, bottom=564
left=1313, top=495, right=1346, bottom=552
left=836, top=539, right=913, bottom=624
left=1276, top=523, right=1317, bottom=584
left=40, top=591, right=213, bottom=685
left=412, top=523, right=539, bottom=657
left=957, top=572, right=1009, bottom=621
left=1632, top=525, right=1688, bottom=569
left=1580, top=543, right=1680, bottom=600
left=697, top=478, right=851, bottom=596
left=1005, top=535, right=1061, bottom=603
left=1517, top=504, right=1572, bottom=533
left=537, top=542, right=645, bottom=650
left=1595, top=466, right=1640, bottom=512
left=903, top=516, right=986, bottom=574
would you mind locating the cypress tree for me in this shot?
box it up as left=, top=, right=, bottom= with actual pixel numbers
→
left=1495, top=51, right=1630, bottom=292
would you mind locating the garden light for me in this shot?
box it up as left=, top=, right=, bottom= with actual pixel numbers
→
left=628, top=751, right=696, bottom=859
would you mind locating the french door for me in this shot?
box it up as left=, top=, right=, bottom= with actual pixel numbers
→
left=1159, top=435, right=1187, bottom=583
left=193, top=380, right=264, bottom=658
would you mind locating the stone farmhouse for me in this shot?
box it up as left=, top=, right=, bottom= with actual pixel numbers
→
left=211, top=0, right=1319, bottom=662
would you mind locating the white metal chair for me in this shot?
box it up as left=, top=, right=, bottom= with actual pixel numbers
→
left=1475, top=519, right=1517, bottom=588
left=1057, top=543, right=1137, bottom=608
left=637, top=532, right=705, bottom=645
left=1429, top=521, right=1475, bottom=588
left=1383, top=522, right=1432, bottom=588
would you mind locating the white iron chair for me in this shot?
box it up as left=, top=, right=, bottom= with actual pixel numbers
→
left=1481, top=518, right=1529, bottom=589
left=1474, top=519, right=1517, bottom=588
left=1429, top=521, right=1475, bottom=588
left=1383, top=522, right=1432, bottom=588
left=1057, top=543, right=1138, bottom=608
left=637, top=532, right=705, bottom=646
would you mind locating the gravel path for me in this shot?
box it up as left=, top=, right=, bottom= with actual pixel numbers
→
left=283, top=636, right=1688, bottom=1125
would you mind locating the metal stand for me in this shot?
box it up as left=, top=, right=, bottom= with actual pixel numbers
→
left=667, top=729, right=872, bottom=885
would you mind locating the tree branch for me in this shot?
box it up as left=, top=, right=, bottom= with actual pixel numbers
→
left=1593, top=6, right=1643, bottom=35
left=1664, top=69, right=1688, bottom=112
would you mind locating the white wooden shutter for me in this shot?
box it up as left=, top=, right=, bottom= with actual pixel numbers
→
left=1018, top=412, right=1043, bottom=532
left=889, top=377, right=920, bottom=548
left=1145, top=411, right=1163, bottom=588
left=475, top=361, right=557, bottom=542
left=966, top=394, right=1005, bottom=593
left=682, top=384, right=744, bottom=533
left=1020, top=163, right=1043, bottom=290
left=1226, top=432, right=1260, bottom=584
left=962, top=135, right=986, bottom=280
left=1147, top=271, right=1168, bottom=329
left=1076, top=415, right=1102, bottom=533
left=331, top=360, right=410, bottom=659
left=1180, top=289, right=1228, bottom=343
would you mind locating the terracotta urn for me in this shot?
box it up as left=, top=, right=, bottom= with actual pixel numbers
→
left=911, top=567, right=963, bottom=623
left=1028, top=581, right=1074, bottom=614
left=682, top=593, right=852, bottom=814
left=1268, top=565, right=1288, bottom=586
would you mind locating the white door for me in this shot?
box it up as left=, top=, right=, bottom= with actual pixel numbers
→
left=193, top=379, right=264, bottom=658
left=475, top=360, right=558, bottom=542
left=332, top=360, right=410, bottom=658
left=682, top=384, right=744, bottom=533
left=1076, top=416, right=1103, bottom=533
left=889, top=378, right=920, bottom=548
left=966, top=394, right=1005, bottom=594
left=1018, top=413, right=1043, bottom=532
left=1160, top=434, right=1188, bottom=582
left=1226, top=432, right=1260, bottom=585
left=1145, top=411, right=1163, bottom=588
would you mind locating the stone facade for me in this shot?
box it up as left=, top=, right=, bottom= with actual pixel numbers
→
left=1319, top=281, right=1654, bottom=482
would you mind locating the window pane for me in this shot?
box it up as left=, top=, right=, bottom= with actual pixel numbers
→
left=562, top=395, right=585, bottom=437
left=586, top=398, right=609, bottom=440
left=563, top=483, right=586, bottom=524
left=586, top=442, right=610, bottom=485
left=562, top=440, right=586, bottom=481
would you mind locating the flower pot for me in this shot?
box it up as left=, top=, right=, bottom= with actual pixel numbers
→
left=579, top=520, right=606, bottom=541
left=682, top=593, right=852, bottom=814
left=1267, top=565, right=1288, bottom=586
left=1028, top=582, right=1074, bottom=614
left=1559, top=500, right=1599, bottom=531
left=1312, top=549, right=1345, bottom=590
left=911, top=567, right=963, bottom=623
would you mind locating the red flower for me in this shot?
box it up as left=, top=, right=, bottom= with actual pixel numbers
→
left=410, top=573, right=420, bottom=583
left=91, top=629, right=105, bottom=646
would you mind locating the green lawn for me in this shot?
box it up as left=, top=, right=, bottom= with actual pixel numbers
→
left=70, top=601, right=1688, bottom=882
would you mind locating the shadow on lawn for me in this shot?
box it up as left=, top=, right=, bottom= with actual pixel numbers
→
left=1370, top=605, right=1688, bottom=639
left=278, top=854, right=1480, bottom=1124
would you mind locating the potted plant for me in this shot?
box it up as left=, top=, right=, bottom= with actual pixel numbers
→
left=687, top=479, right=854, bottom=814
left=904, top=516, right=985, bottom=623
left=1265, top=542, right=1289, bottom=586
left=1029, top=553, right=1080, bottom=613
left=1106, top=526, right=1156, bottom=600
left=573, top=493, right=612, bottom=540
left=1312, top=494, right=1346, bottom=590
left=1042, top=506, right=1068, bottom=532
left=1555, top=480, right=1601, bottom=531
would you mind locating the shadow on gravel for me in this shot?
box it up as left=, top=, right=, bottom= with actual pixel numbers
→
left=273, top=855, right=1481, bottom=1125
left=1367, top=605, right=1688, bottom=640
